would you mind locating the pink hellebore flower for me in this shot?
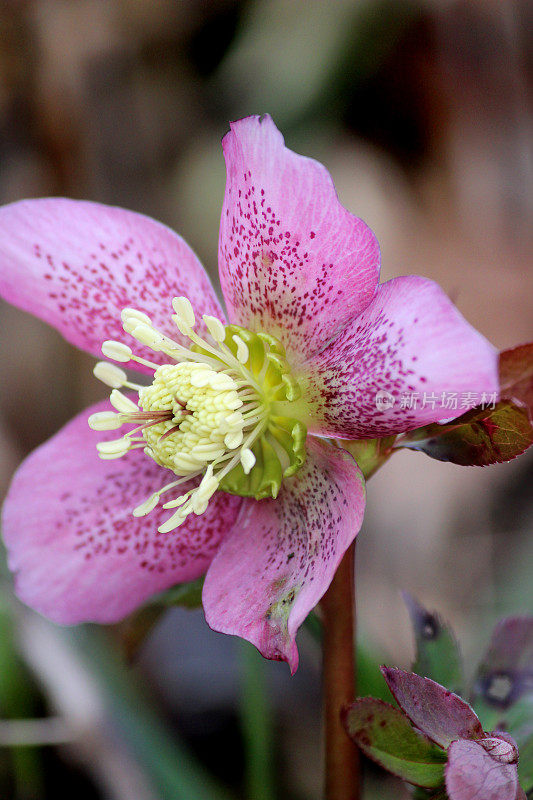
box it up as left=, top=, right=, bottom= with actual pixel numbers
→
left=0, top=115, right=498, bottom=672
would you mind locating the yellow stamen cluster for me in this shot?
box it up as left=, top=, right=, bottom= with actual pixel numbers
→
left=139, top=363, right=248, bottom=473
left=89, top=297, right=268, bottom=532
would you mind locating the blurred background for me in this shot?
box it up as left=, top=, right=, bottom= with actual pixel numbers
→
left=0, top=1, right=532, bottom=798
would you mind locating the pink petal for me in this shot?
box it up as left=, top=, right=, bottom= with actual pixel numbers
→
left=446, top=740, right=518, bottom=800
left=298, top=276, right=499, bottom=438
left=0, top=199, right=224, bottom=371
left=382, top=668, right=484, bottom=749
left=202, top=437, right=365, bottom=673
left=2, top=402, right=242, bottom=624
left=218, top=115, right=380, bottom=364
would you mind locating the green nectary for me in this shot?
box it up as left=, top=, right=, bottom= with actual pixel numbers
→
left=207, top=324, right=307, bottom=500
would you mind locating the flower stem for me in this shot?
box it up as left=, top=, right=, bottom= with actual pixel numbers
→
left=321, top=540, right=359, bottom=800
left=240, top=641, right=276, bottom=800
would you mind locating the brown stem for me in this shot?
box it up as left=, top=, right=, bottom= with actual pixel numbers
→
left=321, top=540, right=359, bottom=800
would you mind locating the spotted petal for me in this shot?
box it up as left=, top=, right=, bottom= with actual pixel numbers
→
left=0, top=199, right=224, bottom=372
left=219, top=115, right=380, bottom=365
left=2, top=402, right=242, bottom=624
left=297, top=276, right=499, bottom=438
left=202, top=437, right=365, bottom=673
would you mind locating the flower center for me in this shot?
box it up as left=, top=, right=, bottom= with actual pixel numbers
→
left=89, top=297, right=306, bottom=532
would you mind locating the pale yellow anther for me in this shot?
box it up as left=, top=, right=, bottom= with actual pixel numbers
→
left=188, top=362, right=212, bottom=370
left=171, top=314, right=191, bottom=337
left=191, top=443, right=226, bottom=458
left=172, top=296, right=195, bottom=327
left=225, top=411, right=244, bottom=427
left=224, top=430, right=244, bottom=450
left=233, top=335, right=249, bottom=364
left=190, top=370, right=212, bottom=388
left=131, top=323, right=163, bottom=348
left=209, top=373, right=235, bottom=391
left=101, top=340, right=132, bottom=363
left=122, top=318, right=138, bottom=336
left=195, top=473, right=219, bottom=510
left=162, top=494, right=190, bottom=510
left=88, top=411, right=123, bottom=431
left=121, top=308, right=152, bottom=327
left=203, top=315, right=226, bottom=342
left=97, top=438, right=130, bottom=455
left=132, top=493, right=160, bottom=517
left=174, top=453, right=205, bottom=471
left=226, top=396, right=244, bottom=411
left=192, top=496, right=209, bottom=515
left=203, top=479, right=218, bottom=498
left=110, top=389, right=138, bottom=413
left=93, top=361, right=127, bottom=388
left=241, top=448, right=256, bottom=474
left=158, top=508, right=187, bottom=533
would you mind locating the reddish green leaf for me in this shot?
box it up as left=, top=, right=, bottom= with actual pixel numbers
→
left=382, top=668, right=484, bottom=749
left=445, top=739, right=518, bottom=800
left=397, top=401, right=533, bottom=466
left=499, top=343, right=533, bottom=419
left=343, top=698, right=446, bottom=788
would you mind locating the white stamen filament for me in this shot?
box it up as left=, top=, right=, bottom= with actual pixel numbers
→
left=178, top=318, right=263, bottom=394
left=213, top=419, right=267, bottom=484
